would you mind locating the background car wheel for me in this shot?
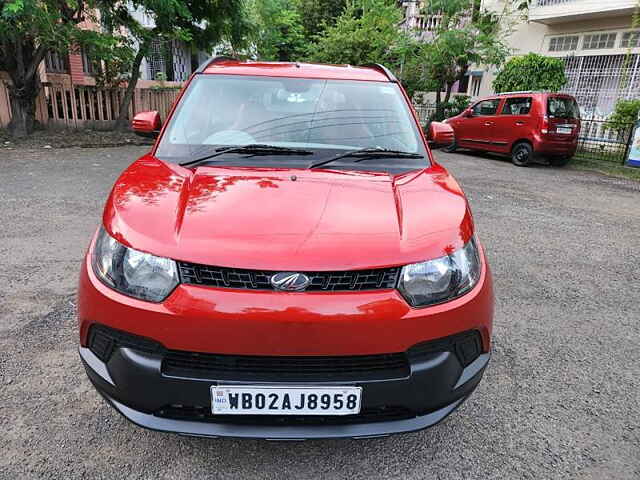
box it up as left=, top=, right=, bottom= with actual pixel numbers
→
left=511, top=142, right=533, bottom=167
left=549, top=156, right=572, bottom=167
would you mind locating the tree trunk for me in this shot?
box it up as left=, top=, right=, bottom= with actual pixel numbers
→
left=7, top=85, right=38, bottom=137
left=3, top=39, right=46, bottom=137
left=114, top=47, right=146, bottom=131
left=435, top=85, right=444, bottom=121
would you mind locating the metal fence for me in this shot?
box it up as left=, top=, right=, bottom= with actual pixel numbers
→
left=412, top=103, right=436, bottom=124
left=577, top=118, right=634, bottom=164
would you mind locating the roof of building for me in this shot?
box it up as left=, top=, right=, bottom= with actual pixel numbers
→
left=199, top=59, right=393, bottom=82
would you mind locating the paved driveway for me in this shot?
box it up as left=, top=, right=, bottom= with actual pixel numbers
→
left=1, top=146, right=639, bottom=479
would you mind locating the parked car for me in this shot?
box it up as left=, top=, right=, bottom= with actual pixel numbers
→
left=444, top=92, right=581, bottom=167
left=77, top=59, right=493, bottom=440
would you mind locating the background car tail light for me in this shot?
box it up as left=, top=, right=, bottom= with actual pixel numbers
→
left=540, top=115, right=549, bottom=134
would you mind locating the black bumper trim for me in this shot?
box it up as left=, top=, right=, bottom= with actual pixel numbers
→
left=101, top=389, right=468, bottom=440
left=80, top=346, right=490, bottom=439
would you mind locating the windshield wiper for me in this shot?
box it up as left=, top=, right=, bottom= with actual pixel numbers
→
left=180, top=144, right=313, bottom=167
left=308, top=147, right=423, bottom=169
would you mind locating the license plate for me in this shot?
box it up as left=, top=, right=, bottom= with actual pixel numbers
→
left=556, top=127, right=572, bottom=134
left=211, top=385, right=362, bottom=415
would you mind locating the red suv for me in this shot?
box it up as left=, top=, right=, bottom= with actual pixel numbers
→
left=77, top=59, right=494, bottom=440
left=445, top=92, right=581, bottom=167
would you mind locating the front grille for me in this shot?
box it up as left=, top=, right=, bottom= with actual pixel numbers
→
left=177, top=262, right=400, bottom=291
left=88, top=325, right=482, bottom=381
left=155, top=404, right=416, bottom=426
left=163, top=351, right=410, bottom=382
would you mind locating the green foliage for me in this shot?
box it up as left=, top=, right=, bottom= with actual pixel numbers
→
left=443, top=95, right=470, bottom=117
left=304, top=0, right=406, bottom=66
left=401, top=0, right=510, bottom=120
left=604, top=99, right=640, bottom=132
left=493, top=53, right=567, bottom=93
left=77, top=30, right=135, bottom=88
left=251, top=0, right=306, bottom=61
left=297, top=0, right=346, bottom=40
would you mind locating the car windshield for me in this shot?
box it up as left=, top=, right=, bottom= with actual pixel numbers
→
left=155, top=74, right=428, bottom=173
left=547, top=96, right=580, bottom=119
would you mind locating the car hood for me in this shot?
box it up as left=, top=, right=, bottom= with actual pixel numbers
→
left=104, top=155, right=473, bottom=270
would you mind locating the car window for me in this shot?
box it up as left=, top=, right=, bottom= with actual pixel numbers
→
left=501, top=97, right=532, bottom=115
left=156, top=75, right=426, bottom=163
left=547, top=96, right=580, bottom=119
left=472, top=99, right=500, bottom=116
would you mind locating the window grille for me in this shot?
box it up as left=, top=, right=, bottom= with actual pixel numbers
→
left=583, top=33, right=617, bottom=50
left=45, top=51, right=69, bottom=73
left=562, top=54, right=640, bottom=116
left=620, top=31, right=640, bottom=49
left=549, top=36, right=579, bottom=52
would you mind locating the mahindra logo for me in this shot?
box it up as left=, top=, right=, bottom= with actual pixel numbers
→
left=270, top=272, right=311, bottom=292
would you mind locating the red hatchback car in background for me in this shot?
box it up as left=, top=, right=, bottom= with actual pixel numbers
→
left=77, top=59, right=494, bottom=440
left=444, top=92, right=581, bottom=167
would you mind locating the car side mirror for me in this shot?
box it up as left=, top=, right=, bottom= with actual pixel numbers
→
left=463, top=109, right=473, bottom=118
left=427, top=121, right=455, bottom=148
left=132, top=111, right=161, bottom=138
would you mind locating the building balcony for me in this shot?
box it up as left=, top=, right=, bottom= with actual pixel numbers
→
left=529, top=0, right=638, bottom=25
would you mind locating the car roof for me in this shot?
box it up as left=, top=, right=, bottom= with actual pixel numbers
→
left=475, top=92, right=576, bottom=102
left=200, top=59, right=392, bottom=82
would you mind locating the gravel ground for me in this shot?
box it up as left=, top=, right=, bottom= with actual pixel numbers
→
left=1, top=146, right=639, bottom=479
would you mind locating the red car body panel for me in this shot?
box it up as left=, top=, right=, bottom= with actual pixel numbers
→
left=102, top=158, right=474, bottom=271
left=78, top=249, right=493, bottom=356
left=447, top=92, right=580, bottom=157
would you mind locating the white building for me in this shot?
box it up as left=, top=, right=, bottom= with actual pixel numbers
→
left=404, top=0, right=640, bottom=117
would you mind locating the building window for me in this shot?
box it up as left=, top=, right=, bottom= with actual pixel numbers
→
left=81, top=48, right=97, bottom=76
left=548, top=36, right=579, bottom=52
left=620, top=31, right=640, bottom=48
left=471, top=76, right=482, bottom=96
left=146, top=38, right=174, bottom=81
left=45, top=51, right=69, bottom=73
left=583, top=33, right=616, bottom=50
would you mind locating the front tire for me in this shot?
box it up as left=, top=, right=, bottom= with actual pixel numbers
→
left=511, top=142, right=533, bottom=167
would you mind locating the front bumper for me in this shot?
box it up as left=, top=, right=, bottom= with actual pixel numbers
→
left=80, top=328, right=490, bottom=440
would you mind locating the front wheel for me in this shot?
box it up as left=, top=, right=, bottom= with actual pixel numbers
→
left=549, top=156, right=572, bottom=167
left=511, top=142, right=533, bottom=167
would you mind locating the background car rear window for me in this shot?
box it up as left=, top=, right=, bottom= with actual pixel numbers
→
left=501, top=97, right=532, bottom=115
left=472, top=99, right=500, bottom=116
left=547, top=97, right=580, bottom=119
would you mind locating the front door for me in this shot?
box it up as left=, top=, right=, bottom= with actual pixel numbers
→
left=456, top=99, right=501, bottom=151
left=492, top=96, right=534, bottom=153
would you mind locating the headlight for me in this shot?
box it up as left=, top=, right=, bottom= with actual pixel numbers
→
left=92, top=227, right=179, bottom=302
left=398, top=238, right=481, bottom=307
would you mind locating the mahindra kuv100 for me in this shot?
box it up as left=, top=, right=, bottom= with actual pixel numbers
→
left=77, top=59, right=494, bottom=440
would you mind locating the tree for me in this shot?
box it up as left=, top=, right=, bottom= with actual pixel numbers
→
left=296, top=0, right=346, bottom=40
left=402, top=0, right=510, bottom=120
left=604, top=99, right=640, bottom=132
left=304, top=0, right=407, bottom=66
left=493, top=53, right=567, bottom=94
left=0, top=0, right=108, bottom=136
left=101, top=0, right=250, bottom=130
left=251, top=0, right=306, bottom=61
